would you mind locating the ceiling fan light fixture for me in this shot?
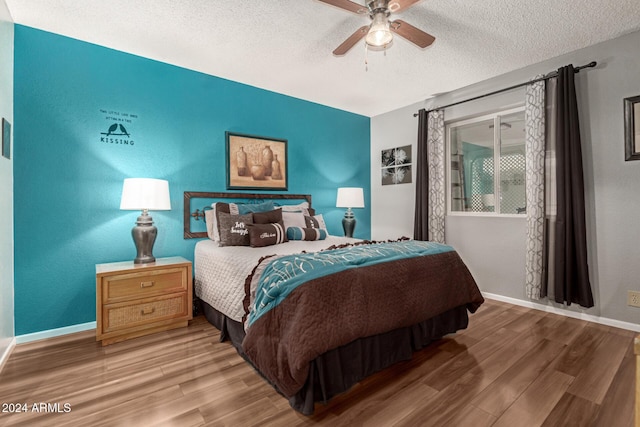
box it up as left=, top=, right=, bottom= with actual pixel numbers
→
left=365, top=12, right=393, bottom=47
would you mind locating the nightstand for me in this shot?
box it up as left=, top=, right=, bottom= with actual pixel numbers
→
left=96, top=256, right=193, bottom=346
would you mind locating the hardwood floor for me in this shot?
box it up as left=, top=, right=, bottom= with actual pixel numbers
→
left=0, top=299, right=635, bottom=426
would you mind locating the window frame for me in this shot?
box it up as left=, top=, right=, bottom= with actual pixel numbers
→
left=445, top=106, right=526, bottom=218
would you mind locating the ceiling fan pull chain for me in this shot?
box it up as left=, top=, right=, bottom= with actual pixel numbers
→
left=365, top=42, right=369, bottom=72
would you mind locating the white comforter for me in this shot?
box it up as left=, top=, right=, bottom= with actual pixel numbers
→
left=194, top=236, right=359, bottom=321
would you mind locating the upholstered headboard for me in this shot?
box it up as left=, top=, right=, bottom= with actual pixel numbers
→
left=183, top=192, right=312, bottom=239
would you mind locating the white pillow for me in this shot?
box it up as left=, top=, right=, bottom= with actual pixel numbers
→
left=282, top=211, right=307, bottom=230
left=312, top=214, right=329, bottom=234
left=279, top=201, right=310, bottom=212
left=205, top=209, right=216, bottom=240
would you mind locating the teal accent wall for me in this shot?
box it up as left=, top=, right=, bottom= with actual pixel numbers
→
left=13, top=26, right=370, bottom=335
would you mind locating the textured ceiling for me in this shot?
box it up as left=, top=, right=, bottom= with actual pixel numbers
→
left=5, top=0, right=640, bottom=117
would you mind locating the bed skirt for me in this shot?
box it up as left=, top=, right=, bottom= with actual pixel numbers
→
left=202, top=301, right=469, bottom=415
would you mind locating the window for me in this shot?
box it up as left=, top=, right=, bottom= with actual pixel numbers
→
left=447, top=107, right=526, bottom=215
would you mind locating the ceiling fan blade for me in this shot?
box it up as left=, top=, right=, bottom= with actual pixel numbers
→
left=333, top=26, right=369, bottom=56
left=390, top=19, right=435, bottom=48
left=388, top=0, right=422, bottom=13
left=316, top=0, right=368, bottom=14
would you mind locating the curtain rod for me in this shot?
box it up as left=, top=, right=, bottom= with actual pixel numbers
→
left=412, top=61, right=597, bottom=117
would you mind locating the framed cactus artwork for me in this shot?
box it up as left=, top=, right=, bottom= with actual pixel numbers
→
left=225, top=131, right=288, bottom=190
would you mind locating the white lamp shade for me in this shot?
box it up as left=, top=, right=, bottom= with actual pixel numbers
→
left=120, top=178, right=171, bottom=211
left=336, top=187, right=365, bottom=208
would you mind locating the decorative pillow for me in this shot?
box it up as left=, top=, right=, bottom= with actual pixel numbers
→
left=278, top=201, right=310, bottom=212
left=287, top=227, right=327, bottom=241
left=282, top=211, right=307, bottom=230
left=253, top=208, right=283, bottom=224
left=205, top=209, right=216, bottom=240
left=217, top=212, right=253, bottom=247
left=210, top=202, right=236, bottom=241
left=304, top=214, right=328, bottom=233
left=210, top=201, right=276, bottom=241
left=237, top=200, right=275, bottom=215
left=247, top=223, right=287, bottom=247
left=304, top=215, right=320, bottom=229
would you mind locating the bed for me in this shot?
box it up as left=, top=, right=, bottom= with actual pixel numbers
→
left=184, top=192, right=484, bottom=415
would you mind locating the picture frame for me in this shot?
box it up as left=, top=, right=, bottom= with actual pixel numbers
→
left=624, top=95, right=640, bottom=161
left=1, top=118, right=10, bottom=160
left=381, top=145, right=412, bottom=185
left=225, top=131, right=288, bottom=190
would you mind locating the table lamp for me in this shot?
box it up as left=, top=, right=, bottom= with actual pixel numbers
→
left=120, top=178, right=171, bottom=264
left=336, top=187, right=365, bottom=238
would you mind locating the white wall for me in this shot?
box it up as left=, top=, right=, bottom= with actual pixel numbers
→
left=0, top=0, right=14, bottom=369
left=370, top=107, right=417, bottom=240
left=371, top=29, right=640, bottom=327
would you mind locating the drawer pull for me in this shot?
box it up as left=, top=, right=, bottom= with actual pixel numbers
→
left=140, top=281, right=155, bottom=288
left=140, top=307, right=155, bottom=316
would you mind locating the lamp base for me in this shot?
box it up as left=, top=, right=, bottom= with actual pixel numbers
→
left=132, top=211, right=157, bottom=264
left=342, top=209, right=356, bottom=238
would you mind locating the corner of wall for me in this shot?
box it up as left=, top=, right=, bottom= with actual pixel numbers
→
left=0, top=337, right=15, bottom=374
left=0, top=0, right=15, bottom=357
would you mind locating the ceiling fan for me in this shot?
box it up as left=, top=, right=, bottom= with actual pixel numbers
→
left=317, top=0, right=435, bottom=56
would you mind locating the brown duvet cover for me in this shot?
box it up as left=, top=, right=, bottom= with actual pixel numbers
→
left=241, top=241, right=484, bottom=400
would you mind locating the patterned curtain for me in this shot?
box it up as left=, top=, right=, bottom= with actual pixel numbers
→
left=524, top=77, right=546, bottom=299
left=427, top=110, right=445, bottom=243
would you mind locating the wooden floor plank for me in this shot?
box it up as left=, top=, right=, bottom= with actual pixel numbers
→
left=592, top=356, right=635, bottom=427
left=553, top=324, right=608, bottom=377
left=471, top=338, right=566, bottom=417
left=461, top=307, right=527, bottom=342
left=421, top=326, right=517, bottom=391
left=0, top=301, right=635, bottom=427
left=541, top=393, right=599, bottom=427
left=544, top=315, right=588, bottom=345
left=444, top=403, right=497, bottom=427
left=490, top=365, right=575, bottom=427
left=566, top=331, right=630, bottom=404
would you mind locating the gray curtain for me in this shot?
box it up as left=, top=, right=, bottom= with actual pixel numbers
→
left=552, top=65, right=594, bottom=308
left=413, top=109, right=429, bottom=240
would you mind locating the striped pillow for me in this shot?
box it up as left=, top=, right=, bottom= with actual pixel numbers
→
left=247, top=223, right=287, bottom=247
left=287, top=227, right=327, bottom=241
left=304, top=214, right=327, bottom=231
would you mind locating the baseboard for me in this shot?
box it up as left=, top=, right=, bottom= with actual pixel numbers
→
left=0, top=338, right=16, bottom=374
left=15, top=321, right=96, bottom=344
left=483, top=292, right=640, bottom=332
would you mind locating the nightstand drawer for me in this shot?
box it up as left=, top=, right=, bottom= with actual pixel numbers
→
left=103, top=293, right=188, bottom=333
left=102, top=268, right=187, bottom=303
